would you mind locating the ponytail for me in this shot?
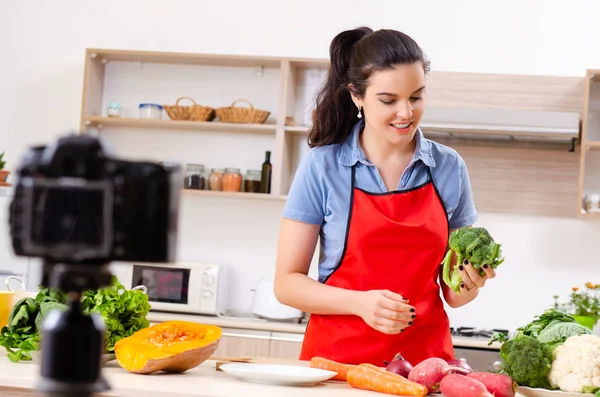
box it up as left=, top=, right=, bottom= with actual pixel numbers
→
left=307, top=27, right=430, bottom=148
left=308, top=27, right=373, bottom=148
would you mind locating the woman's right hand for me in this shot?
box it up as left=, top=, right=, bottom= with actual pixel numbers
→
left=354, top=290, right=416, bottom=334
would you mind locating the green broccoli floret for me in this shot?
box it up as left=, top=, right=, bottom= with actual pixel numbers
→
left=442, top=226, right=505, bottom=293
left=500, top=335, right=554, bottom=390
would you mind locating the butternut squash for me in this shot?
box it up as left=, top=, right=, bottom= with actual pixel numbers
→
left=114, top=320, right=221, bottom=374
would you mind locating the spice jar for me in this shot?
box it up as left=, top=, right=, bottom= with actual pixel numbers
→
left=222, top=168, right=242, bottom=192
left=184, top=164, right=206, bottom=190
left=208, top=168, right=225, bottom=191
left=243, top=170, right=261, bottom=193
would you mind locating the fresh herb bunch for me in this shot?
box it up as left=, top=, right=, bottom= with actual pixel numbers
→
left=0, top=152, right=6, bottom=170
left=0, top=276, right=150, bottom=362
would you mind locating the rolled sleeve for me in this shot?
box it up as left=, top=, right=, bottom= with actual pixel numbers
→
left=282, top=150, right=325, bottom=225
left=448, top=155, right=478, bottom=230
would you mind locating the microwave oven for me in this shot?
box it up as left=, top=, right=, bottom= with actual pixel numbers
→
left=111, top=261, right=228, bottom=315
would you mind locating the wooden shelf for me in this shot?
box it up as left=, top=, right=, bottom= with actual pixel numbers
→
left=83, top=116, right=277, bottom=135
left=587, top=141, right=600, bottom=149
left=87, top=48, right=283, bottom=68
left=579, top=210, right=600, bottom=219
left=183, top=189, right=286, bottom=201
left=284, top=126, right=309, bottom=135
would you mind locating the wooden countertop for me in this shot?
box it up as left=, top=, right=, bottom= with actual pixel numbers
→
left=0, top=353, right=525, bottom=397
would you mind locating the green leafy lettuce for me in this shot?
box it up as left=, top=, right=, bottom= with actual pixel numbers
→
left=0, top=276, right=150, bottom=362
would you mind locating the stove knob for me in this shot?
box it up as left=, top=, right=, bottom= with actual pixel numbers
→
left=492, top=361, right=502, bottom=371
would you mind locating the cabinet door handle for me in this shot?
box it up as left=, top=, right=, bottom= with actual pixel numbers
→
left=221, top=332, right=272, bottom=340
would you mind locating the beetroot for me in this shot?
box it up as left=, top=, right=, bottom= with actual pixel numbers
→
left=467, top=372, right=517, bottom=397
left=440, top=373, right=493, bottom=397
left=407, top=357, right=472, bottom=393
left=384, top=353, right=414, bottom=378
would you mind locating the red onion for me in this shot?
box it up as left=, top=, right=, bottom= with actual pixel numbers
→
left=447, top=358, right=474, bottom=373
left=385, top=353, right=414, bottom=378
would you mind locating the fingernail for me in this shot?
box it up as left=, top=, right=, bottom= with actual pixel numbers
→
left=411, top=314, right=416, bottom=319
left=460, top=283, right=465, bottom=289
left=483, top=264, right=489, bottom=269
left=401, top=329, right=405, bottom=333
left=410, top=308, right=415, bottom=313
left=463, top=260, right=469, bottom=265
left=458, top=265, right=464, bottom=271
left=408, top=321, right=413, bottom=325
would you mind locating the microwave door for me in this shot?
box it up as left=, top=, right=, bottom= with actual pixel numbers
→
left=132, top=265, right=190, bottom=309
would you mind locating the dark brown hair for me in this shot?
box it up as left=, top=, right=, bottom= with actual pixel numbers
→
left=308, top=27, right=431, bottom=148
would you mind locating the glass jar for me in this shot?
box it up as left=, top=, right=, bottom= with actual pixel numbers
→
left=107, top=101, right=122, bottom=118
left=222, top=168, right=242, bottom=192
left=243, top=170, right=262, bottom=193
left=184, top=164, right=206, bottom=190
left=208, top=168, right=225, bottom=191
left=139, top=103, right=163, bottom=119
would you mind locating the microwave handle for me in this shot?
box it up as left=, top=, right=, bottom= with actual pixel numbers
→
left=131, top=285, right=148, bottom=294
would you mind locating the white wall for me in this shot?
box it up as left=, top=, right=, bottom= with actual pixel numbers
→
left=1, top=0, right=600, bottom=332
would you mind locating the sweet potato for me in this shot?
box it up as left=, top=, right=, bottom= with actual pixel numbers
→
left=440, top=373, right=494, bottom=397
left=309, top=356, right=355, bottom=381
left=347, top=364, right=428, bottom=396
left=407, top=357, right=471, bottom=393
left=467, top=372, right=517, bottom=397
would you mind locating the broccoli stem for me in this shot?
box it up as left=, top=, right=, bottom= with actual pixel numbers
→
left=442, top=250, right=454, bottom=287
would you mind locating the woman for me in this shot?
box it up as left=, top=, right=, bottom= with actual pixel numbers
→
left=274, top=27, right=497, bottom=367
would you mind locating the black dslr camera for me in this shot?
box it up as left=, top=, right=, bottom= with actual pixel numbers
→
left=8, top=133, right=182, bottom=397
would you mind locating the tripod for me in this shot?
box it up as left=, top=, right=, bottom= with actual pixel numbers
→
left=36, top=261, right=113, bottom=397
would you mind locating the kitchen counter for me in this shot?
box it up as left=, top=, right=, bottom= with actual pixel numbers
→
left=0, top=353, right=524, bottom=397
left=147, top=311, right=503, bottom=350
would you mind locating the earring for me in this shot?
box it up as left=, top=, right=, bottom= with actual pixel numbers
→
left=357, top=106, right=362, bottom=118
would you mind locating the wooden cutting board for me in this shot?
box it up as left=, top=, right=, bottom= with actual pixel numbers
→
left=210, top=356, right=310, bottom=371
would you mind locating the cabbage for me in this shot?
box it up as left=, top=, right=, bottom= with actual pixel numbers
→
left=537, top=321, right=592, bottom=349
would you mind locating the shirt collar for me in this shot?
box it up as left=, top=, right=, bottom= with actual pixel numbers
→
left=338, top=119, right=436, bottom=168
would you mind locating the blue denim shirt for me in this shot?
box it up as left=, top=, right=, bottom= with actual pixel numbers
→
left=283, top=120, right=479, bottom=282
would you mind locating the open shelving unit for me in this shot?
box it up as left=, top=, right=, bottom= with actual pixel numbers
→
left=78, top=48, right=591, bottom=218
left=578, top=69, right=600, bottom=218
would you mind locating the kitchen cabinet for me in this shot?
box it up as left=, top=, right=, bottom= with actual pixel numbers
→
left=77, top=48, right=588, bottom=218
left=578, top=69, right=600, bottom=219
left=268, top=332, right=303, bottom=360
left=212, top=328, right=271, bottom=358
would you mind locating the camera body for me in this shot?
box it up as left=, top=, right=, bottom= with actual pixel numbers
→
left=9, top=134, right=183, bottom=265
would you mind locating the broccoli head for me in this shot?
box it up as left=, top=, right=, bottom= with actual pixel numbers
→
left=499, top=335, right=554, bottom=389
left=442, top=226, right=505, bottom=293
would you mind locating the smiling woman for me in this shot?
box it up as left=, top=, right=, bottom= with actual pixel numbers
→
left=274, top=26, right=498, bottom=368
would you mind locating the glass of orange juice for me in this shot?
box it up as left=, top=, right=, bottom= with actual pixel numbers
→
left=0, top=290, right=15, bottom=329
left=1, top=276, right=26, bottom=329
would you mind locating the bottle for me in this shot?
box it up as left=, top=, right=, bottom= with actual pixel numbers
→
left=260, top=151, right=272, bottom=194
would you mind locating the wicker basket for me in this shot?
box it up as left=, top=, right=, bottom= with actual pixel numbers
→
left=163, top=97, right=215, bottom=122
left=215, top=99, right=270, bottom=124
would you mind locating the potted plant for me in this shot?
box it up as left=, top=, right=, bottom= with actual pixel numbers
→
left=553, top=282, right=600, bottom=330
left=0, top=152, right=9, bottom=185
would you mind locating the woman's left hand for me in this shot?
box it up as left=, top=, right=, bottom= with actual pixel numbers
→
left=457, top=260, right=496, bottom=293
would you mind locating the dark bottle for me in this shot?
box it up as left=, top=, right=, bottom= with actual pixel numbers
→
left=260, top=151, right=272, bottom=194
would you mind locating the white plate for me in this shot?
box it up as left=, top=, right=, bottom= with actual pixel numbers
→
left=219, top=363, right=337, bottom=386
left=518, top=386, right=595, bottom=397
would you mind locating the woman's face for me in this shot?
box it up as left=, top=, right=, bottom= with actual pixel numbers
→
left=351, top=63, right=426, bottom=147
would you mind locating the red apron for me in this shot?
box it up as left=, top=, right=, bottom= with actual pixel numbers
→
left=299, top=165, right=454, bottom=366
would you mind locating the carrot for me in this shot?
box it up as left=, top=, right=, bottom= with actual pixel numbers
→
left=309, top=356, right=355, bottom=381
left=347, top=364, right=429, bottom=396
